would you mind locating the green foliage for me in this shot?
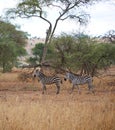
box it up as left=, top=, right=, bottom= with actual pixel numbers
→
left=91, top=43, right=115, bottom=68
left=6, top=0, right=99, bottom=62
left=0, top=42, right=17, bottom=72
left=48, top=34, right=115, bottom=76
left=48, top=34, right=75, bottom=67
left=33, top=43, right=44, bottom=62
left=0, top=19, right=27, bottom=72
left=28, top=43, right=53, bottom=64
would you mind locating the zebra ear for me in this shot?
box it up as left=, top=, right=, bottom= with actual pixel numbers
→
left=65, top=67, right=68, bottom=72
left=36, top=67, right=41, bottom=72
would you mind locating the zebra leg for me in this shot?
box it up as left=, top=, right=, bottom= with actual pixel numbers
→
left=89, top=80, right=95, bottom=94
left=88, top=84, right=95, bottom=94
left=56, top=85, right=60, bottom=94
left=70, top=85, right=75, bottom=94
left=91, top=85, right=95, bottom=94
left=42, top=85, right=46, bottom=94
left=86, top=84, right=90, bottom=94
left=77, top=85, right=81, bottom=94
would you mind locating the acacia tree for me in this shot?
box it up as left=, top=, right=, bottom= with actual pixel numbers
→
left=48, top=34, right=115, bottom=76
left=0, top=19, right=27, bottom=72
left=6, top=0, right=101, bottom=64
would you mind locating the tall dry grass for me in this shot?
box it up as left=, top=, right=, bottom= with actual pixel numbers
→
left=0, top=68, right=115, bottom=130
left=0, top=94, right=114, bottom=130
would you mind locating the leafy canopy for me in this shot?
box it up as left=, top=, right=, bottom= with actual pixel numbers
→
left=0, top=19, right=27, bottom=72
left=27, top=42, right=53, bottom=65
left=6, top=0, right=100, bottom=63
left=47, top=33, right=115, bottom=76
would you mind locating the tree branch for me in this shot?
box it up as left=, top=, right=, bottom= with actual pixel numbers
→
left=47, top=3, right=64, bottom=11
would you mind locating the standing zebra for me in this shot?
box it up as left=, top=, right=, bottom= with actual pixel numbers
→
left=64, top=72, right=95, bottom=94
left=33, top=69, right=62, bottom=94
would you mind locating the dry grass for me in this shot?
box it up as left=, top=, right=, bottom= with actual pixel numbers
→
left=0, top=67, right=115, bottom=130
left=0, top=95, right=114, bottom=130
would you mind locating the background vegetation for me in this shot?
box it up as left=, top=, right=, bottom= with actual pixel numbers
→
left=0, top=69, right=114, bottom=130
left=0, top=19, right=27, bottom=72
left=29, top=33, right=115, bottom=76
left=0, top=1, right=114, bottom=130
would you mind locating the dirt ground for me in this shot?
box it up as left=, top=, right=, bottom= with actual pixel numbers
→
left=0, top=66, right=115, bottom=103
left=0, top=67, right=115, bottom=130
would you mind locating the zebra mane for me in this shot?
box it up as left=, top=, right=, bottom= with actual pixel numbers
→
left=68, top=71, right=80, bottom=76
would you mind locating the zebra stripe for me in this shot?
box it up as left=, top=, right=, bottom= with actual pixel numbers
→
left=64, top=72, right=94, bottom=94
left=33, top=69, right=62, bottom=94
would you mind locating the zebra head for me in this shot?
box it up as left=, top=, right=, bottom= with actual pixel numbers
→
left=64, top=72, right=76, bottom=82
left=33, top=68, right=41, bottom=77
left=64, top=72, right=70, bottom=81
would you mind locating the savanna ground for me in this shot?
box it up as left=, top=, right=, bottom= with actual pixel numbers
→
left=0, top=66, right=115, bottom=130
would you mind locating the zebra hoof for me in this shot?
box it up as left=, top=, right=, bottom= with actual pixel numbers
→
left=86, top=92, right=90, bottom=94
left=69, top=92, right=72, bottom=94
left=92, top=91, right=95, bottom=95
left=78, top=92, right=81, bottom=95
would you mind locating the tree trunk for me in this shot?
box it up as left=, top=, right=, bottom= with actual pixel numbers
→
left=2, top=62, right=6, bottom=73
left=41, top=44, right=48, bottom=64
left=41, top=26, right=52, bottom=64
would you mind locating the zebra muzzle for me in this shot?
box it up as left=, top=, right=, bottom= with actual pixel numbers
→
left=34, top=75, right=36, bottom=77
left=64, top=78, right=67, bottom=81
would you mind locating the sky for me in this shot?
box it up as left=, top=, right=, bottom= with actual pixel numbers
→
left=0, top=0, right=115, bottom=38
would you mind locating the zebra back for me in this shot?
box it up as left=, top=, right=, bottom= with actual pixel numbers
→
left=34, top=69, right=62, bottom=85
left=65, top=72, right=92, bottom=85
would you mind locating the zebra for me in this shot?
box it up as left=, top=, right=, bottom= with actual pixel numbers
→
left=64, top=72, right=95, bottom=94
left=33, top=69, right=62, bottom=94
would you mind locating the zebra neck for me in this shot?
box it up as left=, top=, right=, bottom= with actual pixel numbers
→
left=39, top=72, right=46, bottom=79
left=70, top=74, right=76, bottom=80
